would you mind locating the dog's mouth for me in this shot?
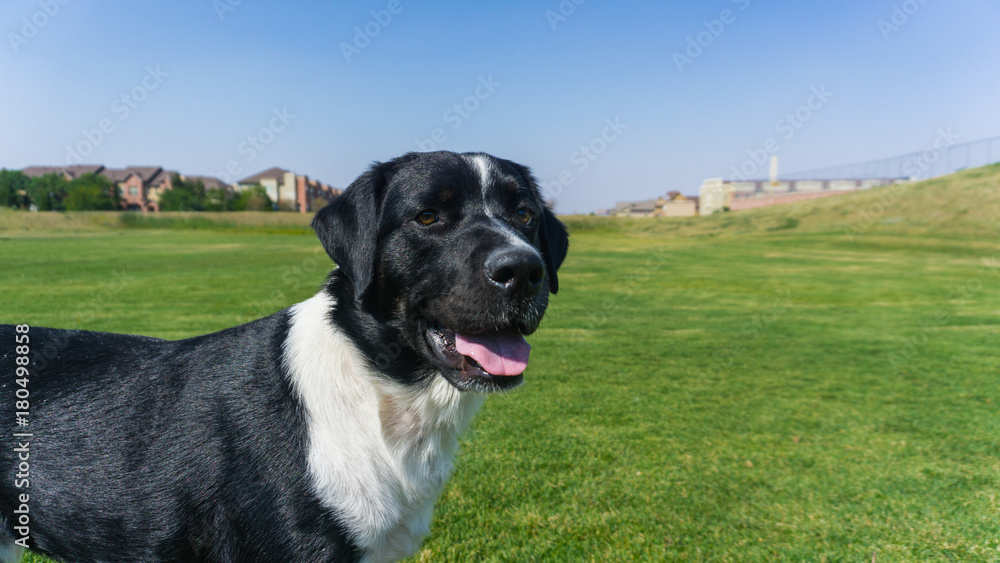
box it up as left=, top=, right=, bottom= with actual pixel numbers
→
left=423, top=320, right=528, bottom=392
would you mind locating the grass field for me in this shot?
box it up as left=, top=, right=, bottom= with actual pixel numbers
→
left=2, top=166, right=999, bottom=561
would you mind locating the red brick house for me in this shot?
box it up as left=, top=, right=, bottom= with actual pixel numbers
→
left=99, top=167, right=177, bottom=212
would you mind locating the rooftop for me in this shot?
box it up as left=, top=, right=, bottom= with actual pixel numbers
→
left=237, top=167, right=291, bottom=185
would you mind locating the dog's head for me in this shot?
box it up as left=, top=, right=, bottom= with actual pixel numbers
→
left=312, top=151, right=568, bottom=393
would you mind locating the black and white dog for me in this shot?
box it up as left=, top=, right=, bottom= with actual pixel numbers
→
left=0, top=151, right=568, bottom=562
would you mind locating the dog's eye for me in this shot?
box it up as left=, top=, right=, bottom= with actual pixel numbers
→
left=516, top=208, right=534, bottom=225
left=416, top=210, right=438, bottom=225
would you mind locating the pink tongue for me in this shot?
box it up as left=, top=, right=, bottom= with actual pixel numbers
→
left=454, top=330, right=530, bottom=376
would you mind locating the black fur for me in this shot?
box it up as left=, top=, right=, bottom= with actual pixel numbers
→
left=0, top=318, right=360, bottom=562
left=501, top=159, right=568, bottom=293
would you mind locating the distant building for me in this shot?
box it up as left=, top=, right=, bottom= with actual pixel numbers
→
left=22, top=164, right=105, bottom=180
left=102, top=166, right=178, bottom=212
left=186, top=175, right=231, bottom=191
left=612, top=198, right=659, bottom=217
left=611, top=191, right=699, bottom=217
left=236, top=167, right=341, bottom=213
left=699, top=179, right=730, bottom=216
left=698, top=177, right=909, bottom=215
left=18, top=163, right=337, bottom=212
left=20, top=164, right=231, bottom=212
left=662, top=191, right=698, bottom=217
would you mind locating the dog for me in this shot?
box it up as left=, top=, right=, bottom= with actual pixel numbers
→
left=0, top=151, right=568, bottom=563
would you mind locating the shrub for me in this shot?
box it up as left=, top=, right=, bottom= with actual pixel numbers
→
left=64, top=173, right=117, bottom=211
left=0, top=169, right=31, bottom=208
left=28, top=173, right=71, bottom=210
left=159, top=174, right=207, bottom=212
left=310, top=196, right=329, bottom=212
left=231, top=185, right=273, bottom=212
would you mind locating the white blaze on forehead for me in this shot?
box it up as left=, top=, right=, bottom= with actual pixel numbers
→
left=463, top=153, right=537, bottom=252
left=464, top=153, right=495, bottom=199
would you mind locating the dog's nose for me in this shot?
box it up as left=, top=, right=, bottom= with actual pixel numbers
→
left=485, top=249, right=545, bottom=297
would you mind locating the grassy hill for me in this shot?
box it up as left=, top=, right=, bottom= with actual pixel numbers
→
left=561, top=162, right=1000, bottom=239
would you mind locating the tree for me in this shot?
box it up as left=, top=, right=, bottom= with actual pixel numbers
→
left=0, top=169, right=31, bottom=208
left=205, top=187, right=230, bottom=211
left=310, top=196, right=329, bottom=213
left=27, top=173, right=70, bottom=211
left=159, top=174, right=207, bottom=211
left=64, top=173, right=117, bottom=211
left=230, top=185, right=273, bottom=211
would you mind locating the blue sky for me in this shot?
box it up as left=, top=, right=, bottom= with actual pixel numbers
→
left=2, top=0, right=998, bottom=213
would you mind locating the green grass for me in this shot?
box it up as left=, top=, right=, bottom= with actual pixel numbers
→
left=2, top=166, right=1000, bottom=561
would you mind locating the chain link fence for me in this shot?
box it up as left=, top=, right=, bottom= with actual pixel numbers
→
left=778, top=135, right=1000, bottom=181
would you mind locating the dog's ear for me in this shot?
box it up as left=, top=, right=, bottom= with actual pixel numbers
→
left=539, top=206, right=569, bottom=294
left=312, top=170, right=379, bottom=300
left=313, top=156, right=417, bottom=301
left=502, top=160, right=570, bottom=294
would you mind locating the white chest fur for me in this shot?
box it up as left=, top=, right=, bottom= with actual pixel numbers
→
left=283, top=293, right=484, bottom=562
